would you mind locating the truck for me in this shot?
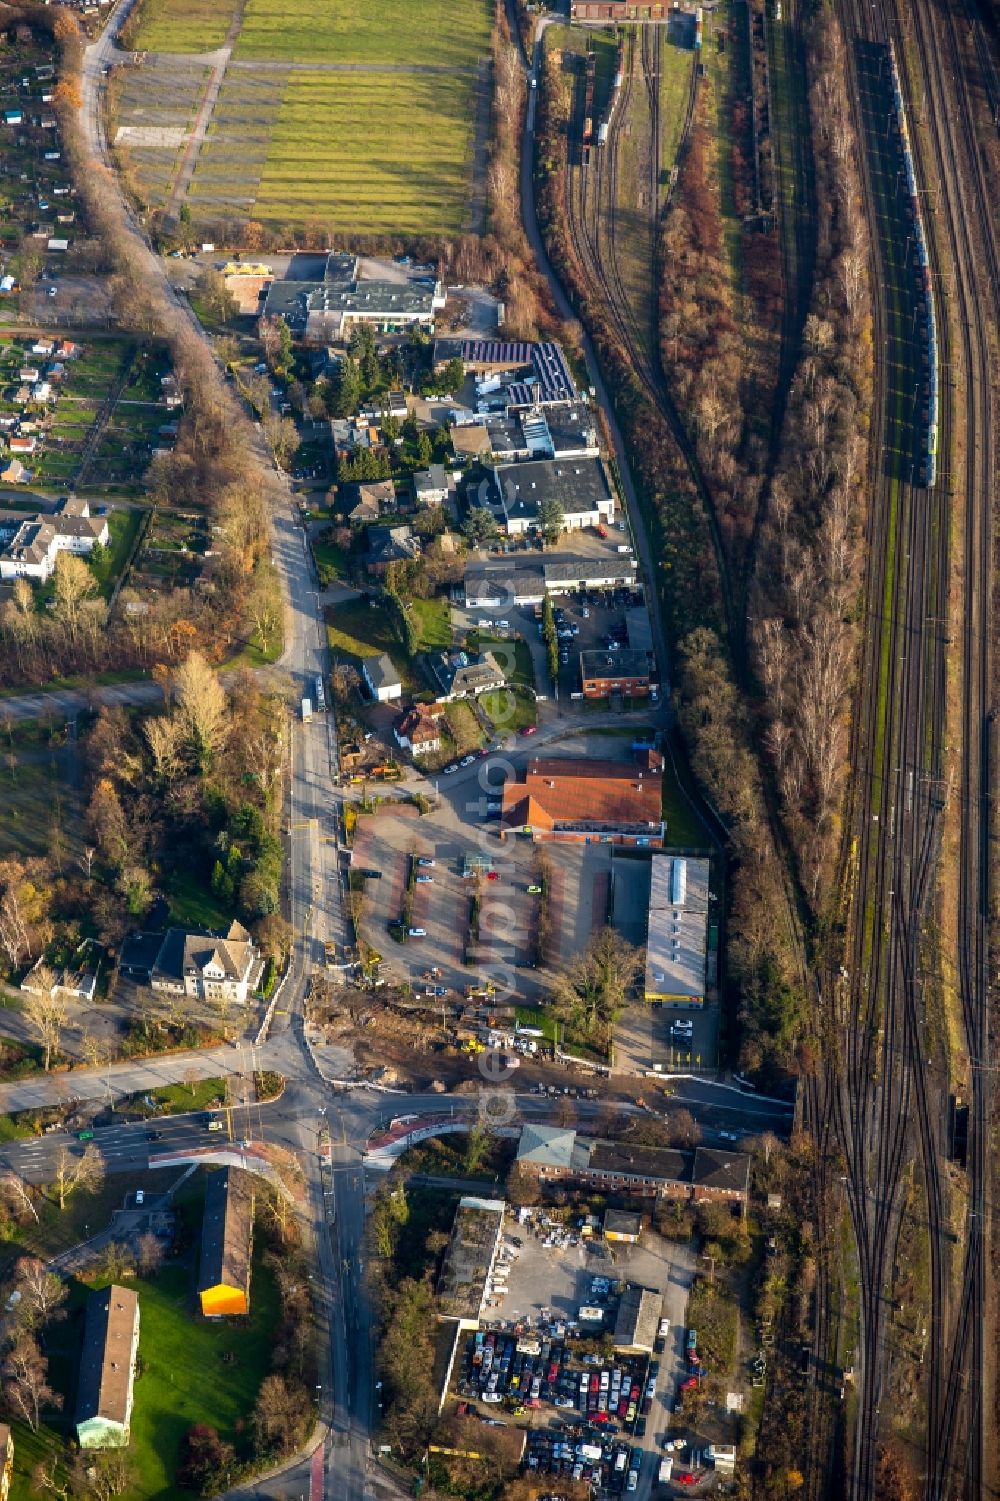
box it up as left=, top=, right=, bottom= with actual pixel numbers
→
left=658, top=1458, right=673, bottom=1485
left=314, top=674, right=326, bottom=711
left=301, top=697, right=313, bottom=722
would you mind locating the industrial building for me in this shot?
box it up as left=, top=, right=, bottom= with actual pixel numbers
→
left=436, top=1196, right=506, bottom=1329
left=264, top=254, right=445, bottom=340
left=613, top=1286, right=662, bottom=1355
left=501, top=757, right=664, bottom=847
left=514, top=1124, right=750, bottom=1210
left=643, top=854, right=710, bottom=1005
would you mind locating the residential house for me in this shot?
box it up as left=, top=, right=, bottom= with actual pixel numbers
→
left=579, top=648, right=652, bottom=699
left=394, top=703, right=442, bottom=757
left=500, top=756, right=664, bottom=846
left=198, top=1167, right=255, bottom=1317
left=0, top=1425, right=12, bottom=1501
left=75, top=1285, right=140, bottom=1449
left=8, top=435, right=37, bottom=455
left=361, top=652, right=403, bottom=703
left=118, top=920, right=259, bottom=1004
left=366, top=524, right=420, bottom=576
left=0, top=498, right=109, bottom=583
left=0, top=460, right=26, bottom=484
left=412, top=464, right=449, bottom=507
left=429, top=648, right=505, bottom=703
left=339, top=479, right=395, bottom=524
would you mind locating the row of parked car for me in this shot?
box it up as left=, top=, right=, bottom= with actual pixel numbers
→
left=525, top=1426, right=643, bottom=1493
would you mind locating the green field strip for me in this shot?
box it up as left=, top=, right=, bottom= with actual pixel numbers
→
left=249, top=69, right=477, bottom=232
left=658, top=33, right=694, bottom=175
left=131, top=0, right=243, bottom=54
left=234, top=0, right=491, bottom=69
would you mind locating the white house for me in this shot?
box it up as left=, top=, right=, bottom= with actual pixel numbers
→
left=475, top=457, right=616, bottom=538
left=362, top=653, right=403, bottom=703
left=0, top=498, right=109, bottom=583
left=413, top=464, right=450, bottom=507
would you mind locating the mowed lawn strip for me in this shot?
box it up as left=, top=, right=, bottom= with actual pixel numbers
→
left=252, top=71, right=477, bottom=233
left=131, top=0, right=243, bottom=53
left=235, top=0, right=491, bottom=67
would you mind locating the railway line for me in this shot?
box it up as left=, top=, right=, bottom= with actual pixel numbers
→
left=827, top=0, right=994, bottom=1492
left=561, top=25, right=746, bottom=645
left=894, top=1, right=994, bottom=1494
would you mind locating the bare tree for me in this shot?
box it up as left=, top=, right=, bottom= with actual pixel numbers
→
left=23, top=981, right=69, bottom=1071
left=143, top=713, right=183, bottom=783
left=32, top=1457, right=70, bottom=1501
left=3, top=1330, right=61, bottom=1431
left=0, top=879, right=33, bottom=968
left=50, top=1142, right=104, bottom=1212
left=136, top=1233, right=165, bottom=1276
left=51, top=553, right=98, bottom=640
left=0, top=1172, right=39, bottom=1224
left=173, top=651, right=229, bottom=771
left=78, top=1451, right=133, bottom=1501
left=12, top=1258, right=68, bottom=1329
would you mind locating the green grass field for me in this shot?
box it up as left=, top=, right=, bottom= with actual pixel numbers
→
left=250, top=71, right=480, bottom=234
left=131, top=0, right=243, bottom=53
left=0, top=744, right=85, bottom=861
left=235, top=0, right=491, bottom=67
left=167, top=868, right=235, bottom=931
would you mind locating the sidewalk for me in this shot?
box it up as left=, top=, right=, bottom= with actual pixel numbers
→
left=0, top=1046, right=253, bottom=1115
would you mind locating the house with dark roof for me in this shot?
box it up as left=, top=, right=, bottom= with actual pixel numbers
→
left=366, top=523, right=420, bottom=575
left=76, top=1285, right=140, bottom=1448
left=339, top=478, right=396, bottom=524
left=429, top=649, right=506, bottom=703
left=412, top=464, right=450, bottom=507
left=580, top=648, right=653, bottom=699
left=361, top=652, right=403, bottom=703
left=692, top=1147, right=751, bottom=1205
left=118, top=921, right=258, bottom=1004
left=514, top=1125, right=750, bottom=1209
left=0, top=497, right=109, bottom=583
left=501, top=757, right=664, bottom=846
left=198, top=1167, right=255, bottom=1317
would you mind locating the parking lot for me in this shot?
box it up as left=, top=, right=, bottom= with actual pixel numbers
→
left=451, top=1218, right=703, bottom=1497
left=350, top=795, right=546, bottom=998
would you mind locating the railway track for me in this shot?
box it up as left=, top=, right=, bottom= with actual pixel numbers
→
left=827, top=0, right=995, bottom=1492
left=562, top=25, right=746, bottom=649
left=891, top=2, right=994, bottom=1494
left=829, top=0, right=957, bottom=1493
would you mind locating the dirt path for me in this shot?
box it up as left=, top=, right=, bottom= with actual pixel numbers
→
left=161, top=0, right=248, bottom=226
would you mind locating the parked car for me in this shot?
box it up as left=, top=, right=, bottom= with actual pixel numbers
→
left=443, top=763, right=459, bottom=774
left=521, top=725, right=538, bottom=736
left=408, top=927, right=427, bottom=938
left=527, top=884, right=542, bottom=894
left=461, top=754, right=476, bottom=766
left=417, top=857, right=436, bottom=867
